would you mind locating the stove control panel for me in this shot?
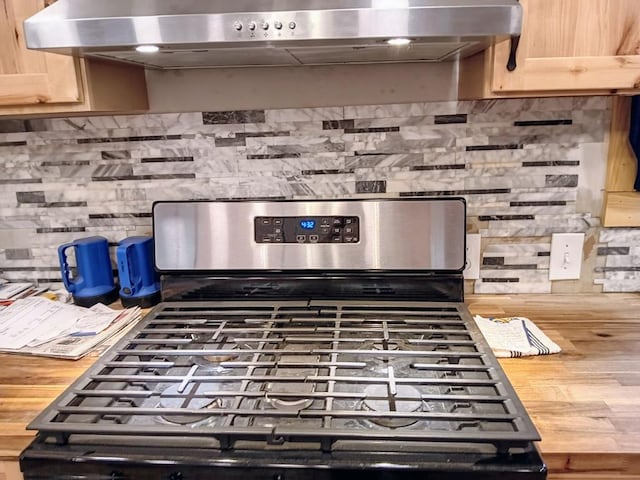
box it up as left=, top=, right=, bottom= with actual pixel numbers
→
left=255, top=216, right=360, bottom=243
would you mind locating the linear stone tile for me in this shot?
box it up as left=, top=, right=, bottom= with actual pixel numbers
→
left=523, top=161, right=580, bottom=167
left=434, top=114, right=468, bottom=124
left=141, top=156, right=194, bottom=163
left=514, top=119, right=572, bottom=126
left=546, top=175, right=579, bottom=187
left=0, top=120, right=30, bottom=133
left=597, top=247, right=630, bottom=256
left=16, top=191, right=46, bottom=204
left=355, top=180, right=386, bottom=194
left=345, top=127, right=400, bottom=134
left=101, top=150, right=132, bottom=160
left=465, top=144, right=523, bottom=151
left=203, top=110, right=265, bottom=124
left=599, top=229, right=640, bottom=243
left=4, top=248, right=32, bottom=260
left=36, top=227, right=86, bottom=234
left=323, top=120, right=354, bottom=130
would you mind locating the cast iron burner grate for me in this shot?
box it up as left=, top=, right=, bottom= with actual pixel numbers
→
left=28, top=300, right=540, bottom=454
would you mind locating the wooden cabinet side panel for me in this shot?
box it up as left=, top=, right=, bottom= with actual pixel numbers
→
left=606, top=96, right=637, bottom=192
left=603, top=96, right=640, bottom=227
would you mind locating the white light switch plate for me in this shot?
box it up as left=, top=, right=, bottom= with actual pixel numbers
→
left=464, top=234, right=481, bottom=280
left=549, top=233, right=585, bottom=280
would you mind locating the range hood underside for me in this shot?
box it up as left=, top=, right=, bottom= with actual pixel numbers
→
left=89, top=40, right=488, bottom=69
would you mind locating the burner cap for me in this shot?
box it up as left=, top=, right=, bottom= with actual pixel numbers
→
left=158, top=384, right=222, bottom=425
left=190, top=335, right=239, bottom=368
left=265, top=395, right=313, bottom=411
left=361, top=384, right=424, bottom=428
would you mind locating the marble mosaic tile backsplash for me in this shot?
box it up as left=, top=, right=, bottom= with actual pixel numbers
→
left=0, top=96, right=638, bottom=293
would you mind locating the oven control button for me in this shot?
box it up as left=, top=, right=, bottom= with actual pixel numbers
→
left=344, top=227, right=353, bottom=233
left=262, top=236, right=272, bottom=242
left=345, top=218, right=353, bottom=224
left=261, top=218, right=271, bottom=225
left=274, top=227, right=282, bottom=234
left=344, top=236, right=354, bottom=242
left=333, top=218, right=341, bottom=225
left=333, top=227, right=341, bottom=234
left=320, top=227, right=330, bottom=234
left=274, top=21, right=283, bottom=30
left=332, top=236, right=341, bottom=242
left=296, top=234, right=306, bottom=243
left=309, top=234, right=319, bottom=243
left=274, top=236, right=283, bottom=242
left=273, top=218, right=283, bottom=225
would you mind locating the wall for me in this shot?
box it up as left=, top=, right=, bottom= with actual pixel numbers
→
left=0, top=95, right=638, bottom=293
left=145, top=63, right=458, bottom=112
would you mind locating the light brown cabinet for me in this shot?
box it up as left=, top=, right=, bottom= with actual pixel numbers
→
left=0, top=0, right=147, bottom=116
left=603, top=97, right=640, bottom=226
left=459, top=0, right=640, bottom=99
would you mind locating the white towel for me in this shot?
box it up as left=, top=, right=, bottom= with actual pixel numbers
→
left=473, top=315, right=561, bottom=358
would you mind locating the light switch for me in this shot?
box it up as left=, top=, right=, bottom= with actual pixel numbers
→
left=549, top=233, right=584, bottom=280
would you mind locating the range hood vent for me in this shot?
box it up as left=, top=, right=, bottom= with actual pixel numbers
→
left=24, top=0, right=522, bottom=70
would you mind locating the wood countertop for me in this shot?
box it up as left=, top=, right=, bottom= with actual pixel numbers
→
left=1, top=293, right=639, bottom=480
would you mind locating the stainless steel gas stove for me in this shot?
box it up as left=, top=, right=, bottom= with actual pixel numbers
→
left=21, top=198, right=546, bottom=480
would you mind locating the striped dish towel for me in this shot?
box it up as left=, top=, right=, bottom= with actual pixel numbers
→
left=473, top=315, right=561, bottom=358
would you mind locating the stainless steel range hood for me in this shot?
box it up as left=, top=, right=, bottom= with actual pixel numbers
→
left=24, top=0, right=522, bottom=70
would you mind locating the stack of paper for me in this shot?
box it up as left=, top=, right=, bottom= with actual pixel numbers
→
left=0, top=297, right=141, bottom=359
left=0, top=282, right=33, bottom=301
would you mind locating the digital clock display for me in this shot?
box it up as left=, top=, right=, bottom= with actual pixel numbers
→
left=300, top=220, right=316, bottom=230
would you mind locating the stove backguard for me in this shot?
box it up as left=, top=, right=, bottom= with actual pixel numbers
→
left=153, top=198, right=466, bottom=273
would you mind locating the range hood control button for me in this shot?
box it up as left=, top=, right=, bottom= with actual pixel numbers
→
left=261, top=21, right=269, bottom=30
left=274, top=21, right=283, bottom=30
left=233, top=21, right=243, bottom=31
left=248, top=21, right=257, bottom=31
left=289, top=21, right=296, bottom=30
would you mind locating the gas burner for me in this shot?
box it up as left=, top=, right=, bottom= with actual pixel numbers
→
left=360, top=384, right=424, bottom=428
left=265, top=394, right=313, bottom=411
left=158, top=383, right=223, bottom=425
left=263, top=354, right=317, bottom=412
left=372, top=341, right=400, bottom=352
left=193, top=348, right=239, bottom=369
left=189, top=334, right=239, bottom=369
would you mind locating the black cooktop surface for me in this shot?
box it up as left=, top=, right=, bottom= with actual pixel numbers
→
left=28, top=300, right=539, bottom=451
left=22, top=300, right=546, bottom=479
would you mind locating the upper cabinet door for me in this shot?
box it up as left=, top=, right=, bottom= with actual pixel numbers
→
left=492, top=0, right=640, bottom=92
left=0, top=0, right=81, bottom=107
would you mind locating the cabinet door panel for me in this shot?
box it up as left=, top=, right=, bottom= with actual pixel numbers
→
left=492, top=0, right=640, bottom=92
left=0, top=0, right=81, bottom=107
